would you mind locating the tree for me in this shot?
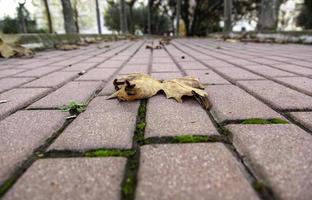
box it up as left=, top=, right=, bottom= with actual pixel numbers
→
left=224, top=0, right=232, bottom=32
left=95, top=0, right=102, bottom=33
left=298, top=0, right=312, bottom=29
left=126, top=0, right=136, bottom=34
left=60, top=0, right=78, bottom=33
left=42, top=0, right=53, bottom=33
left=258, top=0, right=281, bottom=30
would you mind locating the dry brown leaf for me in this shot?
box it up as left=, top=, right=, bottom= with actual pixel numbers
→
left=146, top=44, right=162, bottom=49
left=55, top=44, right=80, bottom=51
left=107, top=73, right=211, bottom=110
left=0, top=38, right=34, bottom=58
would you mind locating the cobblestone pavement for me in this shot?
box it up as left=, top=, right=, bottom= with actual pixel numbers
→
left=0, top=39, right=312, bottom=200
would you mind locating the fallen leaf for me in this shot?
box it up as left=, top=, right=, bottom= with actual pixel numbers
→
left=0, top=38, right=34, bottom=58
left=146, top=44, right=162, bottom=49
left=55, top=44, right=80, bottom=51
left=108, top=73, right=211, bottom=110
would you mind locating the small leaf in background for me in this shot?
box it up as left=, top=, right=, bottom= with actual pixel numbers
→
left=55, top=44, right=80, bottom=51
left=107, top=73, right=212, bottom=110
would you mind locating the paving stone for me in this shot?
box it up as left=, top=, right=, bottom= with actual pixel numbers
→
left=50, top=96, right=139, bottom=150
left=62, top=62, right=97, bottom=72
left=152, top=57, right=175, bottom=63
left=14, top=66, right=64, bottom=77
left=185, top=69, right=230, bottom=85
left=0, top=77, right=34, bottom=93
left=151, top=72, right=183, bottom=80
left=136, top=143, right=259, bottom=200
left=29, top=81, right=102, bottom=108
left=152, top=63, right=180, bottom=72
left=77, top=68, right=116, bottom=81
left=0, top=110, right=67, bottom=185
left=14, top=60, right=55, bottom=69
left=178, top=61, right=207, bottom=70
left=243, top=65, right=297, bottom=77
left=271, top=64, right=312, bottom=75
left=201, top=59, right=235, bottom=68
left=207, top=85, right=282, bottom=122
left=0, top=69, right=25, bottom=78
left=118, top=64, right=149, bottom=74
left=97, top=60, right=124, bottom=68
left=215, top=67, right=265, bottom=80
left=3, top=158, right=126, bottom=200
left=227, top=124, right=312, bottom=200
left=23, top=72, right=77, bottom=88
left=289, top=112, right=312, bottom=130
left=274, top=77, right=312, bottom=95
left=127, top=57, right=149, bottom=64
left=238, top=80, right=312, bottom=110
left=145, top=95, right=218, bottom=137
left=0, top=88, right=51, bottom=120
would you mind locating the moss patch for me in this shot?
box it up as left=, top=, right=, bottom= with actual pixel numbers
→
left=134, top=100, right=147, bottom=144
left=241, top=118, right=288, bottom=125
left=173, top=135, right=218, bottom=143
left=0, top=178, right=15, bottom=198
left=85, top=149, right=135, bottom=157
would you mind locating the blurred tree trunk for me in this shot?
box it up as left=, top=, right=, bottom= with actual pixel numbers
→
left=181, top=0, right=190, bottom=36
left=224, top=0, right=232, bottom=32
left=258, top=0, right=280, bottom=30
left=176, top=0, right=181, bottom=36
left=127, top=0, right=136, bottom=34
left=95, top=0, right=102, bottom=34
left=60, top=0, right=78, bottom=33
left=147, top=0, right=152, bottom=34
left=18, top=2, right=27, bottom=33
left=42, top=0, right=53, bottom=33
left=120, top=0, right=127, bottom=34
left=72, top=0, right=79, bottom=33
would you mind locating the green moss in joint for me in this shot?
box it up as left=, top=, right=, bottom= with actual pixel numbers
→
left=173, top=135, right=210, bottom=143
left=241, top=118, right=288, bottom=125
left=84, top=149, right=135, bottom=157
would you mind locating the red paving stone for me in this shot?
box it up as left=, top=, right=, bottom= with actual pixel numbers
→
left=0, top=39, right=312, bottom=200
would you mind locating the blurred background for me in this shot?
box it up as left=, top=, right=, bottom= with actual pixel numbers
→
left=0, top=0, right=310, bottom=36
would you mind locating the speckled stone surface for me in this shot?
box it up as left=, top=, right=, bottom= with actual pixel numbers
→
left=29, top=81, right=102, bottom=108
left=215, top=67, right=265, bottom=80
left=238, top=80, right=312, bottom=110
left=3, top=158, right=126, bottom=200
left=185, top=69, right=230, bottom=85
left=227, top=124, right=312, bottom=200
left=207, top=85, right=282, bottom=122
left=76, top=68, right=117, bottom=81
left=136, top=143, right=259, bottom=200
left=0, top=77, right=34, bottom=93
left=289, top=112, right=312, bottom=130
left=145, top=95, right=218, bottom=137
left=274, top=77, right=312, bottom=95
left=23, top=72, right=77, bottom=88
left=50, top=96, right=139, bottom=150
left=0, top=110, right=67, bottom=185
left=0, top=88, right=51, bottom=120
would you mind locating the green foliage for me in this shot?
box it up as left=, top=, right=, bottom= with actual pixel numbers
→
left=298, top=0, right=312, bottom=29
left=61, top=101, right=86, bottom=115
left=173, top=135, right=213, bottom=143
left=241, top=118, right=289, bottom=125
left=1, top=17, right=19, bottom=34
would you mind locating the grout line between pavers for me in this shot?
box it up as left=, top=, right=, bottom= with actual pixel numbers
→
left=173, top=41, right=312, bottom=135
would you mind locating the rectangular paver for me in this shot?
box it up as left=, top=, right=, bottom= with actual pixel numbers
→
left=3, top=158, right=126, bottom=200
left=243, top=65, right=297, bottom=77
left=274, top=77, right=312, bottom=96
left=0, top=110, right=66, bottom=185
left=49, top=96, right=139, bottom=150
left=23, top=72, right=77, bottom=88
left=185, top=70, right=230, bottom=85
left=289, top=112, right=312, bottom=131
left=136, top=143, right=259, bottom=200
left=77, top=68, right=116, bottom=81
left=227, top=124, right=312, bottom=200
left=145, top=95, right=218, bottom=137
left=0, top=88, right=51, bottom=120
left=14, top=66, right=64, bottom=77
left=238, top=80, right=312, bottom=110
left=207, top=85, right=282, bottom=122
left=29, top=81, right=102, bottom=108
left=0, top=77, right=34, bottom=93
left=215, top=67, right=265, bottom=80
